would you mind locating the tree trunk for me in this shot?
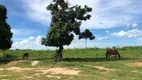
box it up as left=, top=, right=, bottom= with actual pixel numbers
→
left=55, top=45, right=63, bottom=62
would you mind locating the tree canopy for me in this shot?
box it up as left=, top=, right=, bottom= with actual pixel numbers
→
left=0, top=4, right=13, bottom=50
left=42, top=0, right=94, bottom=47
left=79, top=29, right=95, bottom=40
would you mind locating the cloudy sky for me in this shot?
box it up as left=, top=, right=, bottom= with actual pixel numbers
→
left=0, top=0, right=142, bottom=50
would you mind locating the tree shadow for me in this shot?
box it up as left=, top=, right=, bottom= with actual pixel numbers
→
left=31, top=57, right=53, bottom=61
left=63, top=57, right=140, bottom=62
left=0, top=54, right=24, bottom=64
left=0, top=58, right=23, bottom=64
left=0, top=57, right=53, bottom=65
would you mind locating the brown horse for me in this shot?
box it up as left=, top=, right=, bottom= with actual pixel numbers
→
left=106, top=49, right=120, bottom=59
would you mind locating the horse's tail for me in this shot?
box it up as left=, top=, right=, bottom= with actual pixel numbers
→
left=117, top=51, right=120, bottom=59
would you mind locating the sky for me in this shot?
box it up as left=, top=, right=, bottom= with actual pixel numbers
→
left=0, top=0, right=142, bottom=50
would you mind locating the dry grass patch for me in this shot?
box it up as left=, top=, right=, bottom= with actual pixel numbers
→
left=0, top=75, right=8, bottom=77
left=47, top=75, right=61, bottom=79
left=0, top=66, right=81, bottom=78
left=85, top=65, right=118, bottom=71
left=0, top=66, right=81, bottom=77
left=0, top=67, right=34, bottom=72
left=24, top=76, right=32, bottom=79
left=7, top=60, right=27, bottom=65
left=131, top=70, right=142, bottom=73
left=129, top=62, right=142, bottom=67
left=35, top=67, right=81, bottom=76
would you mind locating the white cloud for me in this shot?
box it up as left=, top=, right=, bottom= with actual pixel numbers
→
left=12, top=39, right=29, bottom=49
left=11, top=29, right=36, bottom=35
left=112, top=29, right=142, bottom=38
left=65, top=38, right=117, bottom=48
left=35, top=36, right=42, bottom=44
left=105, top=30, right=110, bottom=35
left=105, top=30, right=110, bottom=33
left=11, top=35, right=56, bottom=50
left=11, top=34, right=140, bottom=50
left=132, top=23, right=138, bottom=28
left=11, top=34, right=116, bottom=50
left=20, top=0, right=51, bottom=25
left=137, top=38, right=142, bottom=41
left=29, top=37, right=35, bottom=40
left=64, top=35, right=112, bottom=48
left=136, top=38, right=142, bottom=44
left=97, top=36, right=109, bottom=40
left=126, top=23, right=138, bottom=28
left=19, top=0, right=142, bottom=29
left=127, top=24, right=130, bottom=28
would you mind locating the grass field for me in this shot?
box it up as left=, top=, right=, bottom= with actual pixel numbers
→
left=0, top=47, right=142, bottom=80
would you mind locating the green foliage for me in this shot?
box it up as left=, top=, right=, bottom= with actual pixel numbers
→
left=0, top=4, right=13, bottom=50
left=79, top=29, right=95, bottom=40
left=42, top=0, right=94, bottom=47
left=0, top=5, right=7, bottom=20
left=78, top=29, right=95, bottom=48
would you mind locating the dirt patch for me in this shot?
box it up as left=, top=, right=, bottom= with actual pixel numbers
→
left=24, top=76, right=32, bottom=79
left=0, top=67, right=34, bottom=72
left=0, top=75, right=8, bottom=77
left=8, top=60, right=26, bottom=65
left=129, top=62, right=142, bottom=67
left=85, top=65, right=117, bottom=71
left=35, top=67, right=81, bottom=76
left=94, top=66, right=116, bottom=71
left=47, top=75, right=61, bottom=79
left=131, top=70, right=142, bottom=73
left=0, top=66, right=81, bottom=77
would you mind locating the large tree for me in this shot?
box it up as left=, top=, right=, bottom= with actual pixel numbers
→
left=42, top=0, right=95, bottom=62
left=0, top=4, right=13, bottom=57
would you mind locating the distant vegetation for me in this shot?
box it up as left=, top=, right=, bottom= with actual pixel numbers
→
left=105, top=46, right=142, bottom=51
left=1, top=46, right=142, bottom=60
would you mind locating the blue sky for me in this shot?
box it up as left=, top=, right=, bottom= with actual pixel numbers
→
left=0, top=0, right=142, bottom=50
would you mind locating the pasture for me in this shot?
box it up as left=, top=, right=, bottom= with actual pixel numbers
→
left=0, top=47, right=142, bottom=80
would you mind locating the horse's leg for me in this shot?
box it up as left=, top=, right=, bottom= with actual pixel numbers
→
left=106, top=52, right=108, bottom=59
left=27, top=55, right=28, bottom=59
left=117, top=52, right=120, bottom=59
left=109, top=54, right=111, bottom=59
left=115, top=54, right=116, bottom=60
left=23, top=55, right=24, bottom=59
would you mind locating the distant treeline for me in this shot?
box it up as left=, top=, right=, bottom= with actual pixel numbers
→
left=65, top=46, right=142, bottom=51
left=10, top=46, right=142, bottom=51
left=106, top=46, right=142, bottom=50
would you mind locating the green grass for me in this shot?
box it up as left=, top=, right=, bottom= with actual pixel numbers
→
left=0, top=47, right=142, bottom=80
